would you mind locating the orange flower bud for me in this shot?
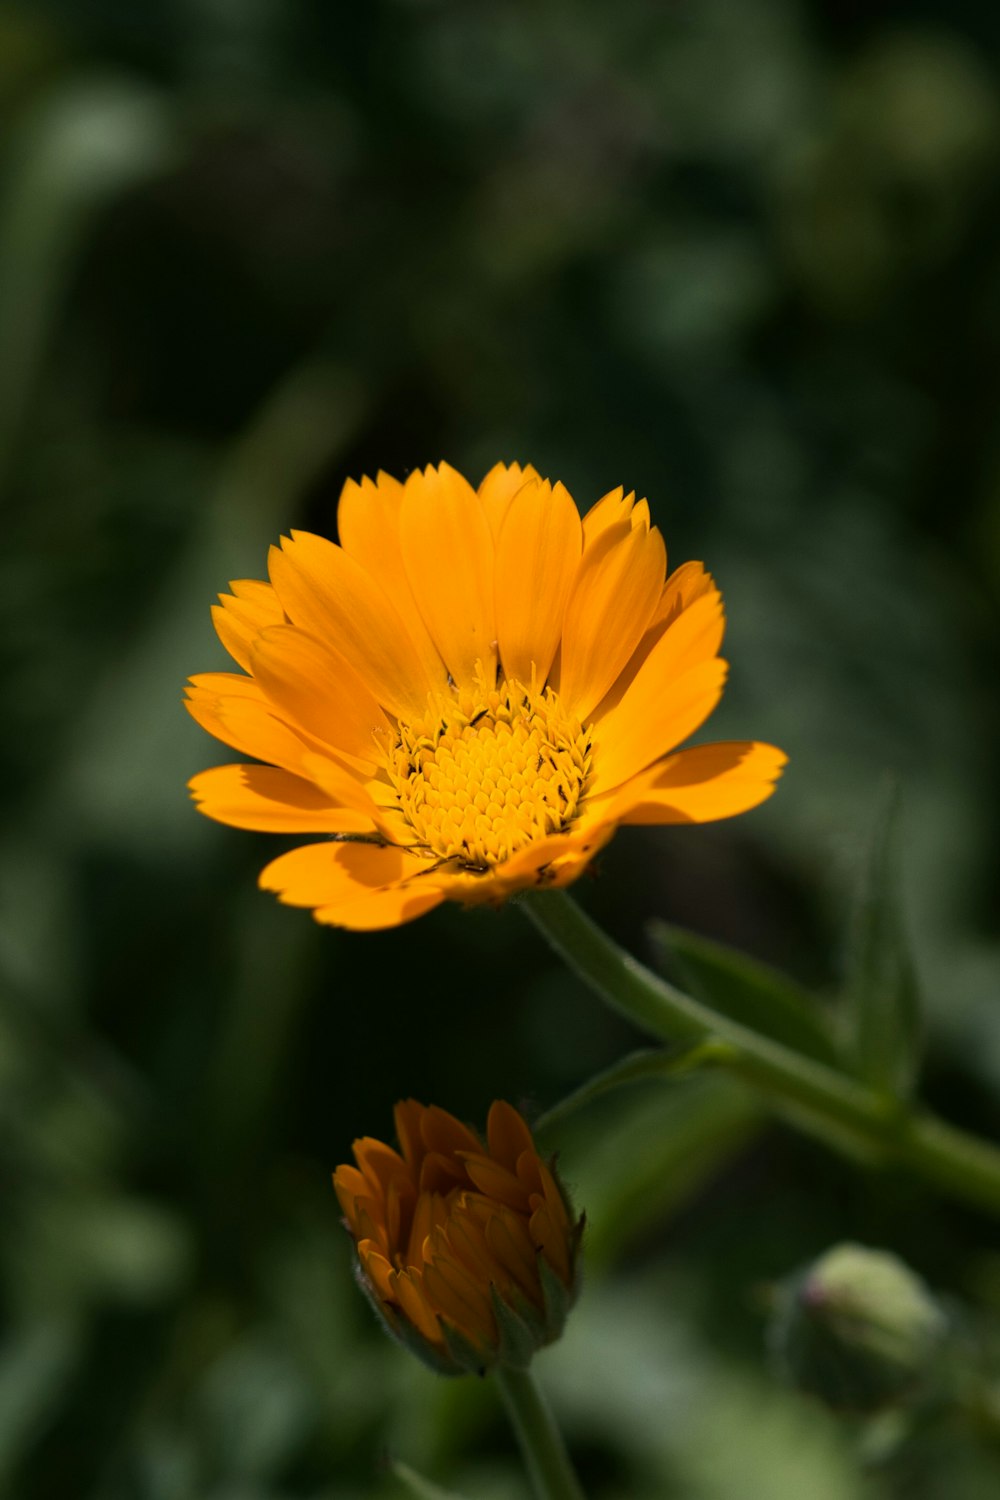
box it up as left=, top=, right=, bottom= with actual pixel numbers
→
left=333, top=1099, right=583, bottom=1375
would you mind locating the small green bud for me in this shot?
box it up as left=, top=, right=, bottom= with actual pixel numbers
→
left=770, top=1242, right=949, bottom=1414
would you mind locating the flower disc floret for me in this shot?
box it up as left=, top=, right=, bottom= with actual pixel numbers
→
left=185, top=461, right=787, bottom=929
left=387, top=671, right=592, bottom=869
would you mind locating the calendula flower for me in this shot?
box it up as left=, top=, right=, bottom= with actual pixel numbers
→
left=334, top=1099, right=582, bottom=1374
left=186, top=462, right=786, bottom=929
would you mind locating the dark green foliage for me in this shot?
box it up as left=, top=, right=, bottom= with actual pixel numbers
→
left=844, top=781, right=924, bottom=1102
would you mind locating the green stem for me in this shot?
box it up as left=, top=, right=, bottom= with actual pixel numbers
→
left=523, top=890, right=1000, bottom=1218
left=495, top=1364, right=586, bottom=1500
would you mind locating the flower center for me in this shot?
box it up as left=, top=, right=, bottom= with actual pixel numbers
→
left=386, top=671, right=591, bottom=870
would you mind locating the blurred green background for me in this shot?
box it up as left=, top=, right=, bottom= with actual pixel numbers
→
left=3, top=1, right=1000, bottom=1496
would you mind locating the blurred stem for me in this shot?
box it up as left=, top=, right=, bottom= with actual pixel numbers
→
left=523, top=891, right=1000, bottom=1219
left=494, top=1365, right=585, bottom=1500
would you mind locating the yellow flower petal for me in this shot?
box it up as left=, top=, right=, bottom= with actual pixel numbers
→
left=268, top=530, right=438, bottom=718
left=418, top=1150, right=468, bottom=1196
left=354, top=1137, right=412, bottom=1197
left=336, top=472, right=448, bottom=689
left=529, top=1204, right=571, bottom=1283
left=394, top=1099, right=427, bottom=1173
left=419, top=1105, right=483, bottom=1162
left=314, top=878, right=447, bottom=930
left=400, top=463, right=497, bottom=688
left=331, top=1163, right=367, bottom=1224
left=581, top=485, right=644, bottom=549
left=211, top=578, right=285, bottom=672
left=486, top=1100, right=536, bottom=1173
left=659, top=559, right=717, bottom=623
left=493, top=821, right=614, bottom=890
left=280, top=757, right=407, bottom=847
left=184, top=675, right=312, bottom=773
left=259, top=840, right=432, bottom=910
left=592, top=575, right=724, bottom=721
left=188, top=763, right=376, bottom=833
left=417, top=820, right=607, bottom=909
left=422, top=1255, right=495, bottom=1343
left=478, top=460, right=540, bottom=538
left=534, top=1157, right=571, bottom=1233
left=447, top=1214, right=521, bottom=1306
left=391, top=1268, right=443, bottom=1345
left=359, top=1244, right=395, bottom=1301
left=484, top=1212, right=542, bottom=1299
left=495, top=478, right=582, bottom=685
left=557, top=518, right=666, bottom=720
left=606, top=740, right=788, bottom=824
left=590, top=657, right=729, bottom=794
left=462, top=1155, right=531, bottom=1213
left=406, top=1187, right=446, bottom=1264
left=251, top=625, right=392, bottom=774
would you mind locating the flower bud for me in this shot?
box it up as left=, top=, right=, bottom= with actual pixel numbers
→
left=333, top=1099, right=583, bottom=1375
left=770, top=1242, right=949, bottom=1414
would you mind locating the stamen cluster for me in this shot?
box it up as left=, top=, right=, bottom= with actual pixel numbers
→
left=387, top=673, right=592, bottom=869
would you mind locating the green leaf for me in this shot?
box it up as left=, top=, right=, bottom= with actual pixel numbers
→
left=390, top=1459, right=474, bottom=1500
left=845, top=780, right=922, bottom=1101
left=648, top=921, right=838, bottom=1065
left=534, top=1041, right=731, bottom=1139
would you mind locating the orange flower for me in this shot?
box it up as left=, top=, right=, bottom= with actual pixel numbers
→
left=334, top=1099, right=581, bottom=1374
left=186, top=463, right=786, bottom=929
